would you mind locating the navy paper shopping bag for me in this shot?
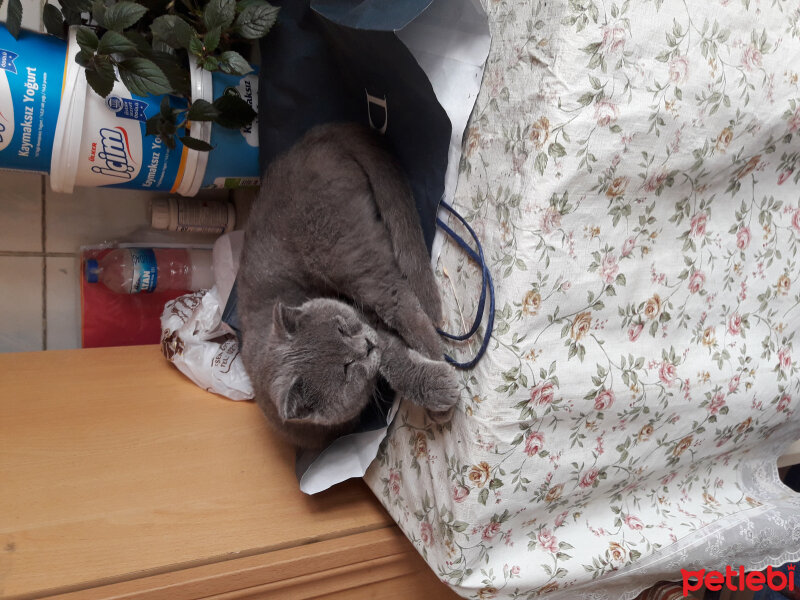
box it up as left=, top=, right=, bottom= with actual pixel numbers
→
left=257, top=0, right=451, bottom=250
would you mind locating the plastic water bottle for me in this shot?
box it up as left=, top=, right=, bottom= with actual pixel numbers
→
left=85, top=248, right=214, bottom=294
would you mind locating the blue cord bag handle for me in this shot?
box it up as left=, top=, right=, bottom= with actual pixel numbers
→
left=435, top=201, right=495, bottom=370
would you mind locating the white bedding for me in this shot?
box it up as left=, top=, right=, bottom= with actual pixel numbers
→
left=364, top=0, right=800, bottom=597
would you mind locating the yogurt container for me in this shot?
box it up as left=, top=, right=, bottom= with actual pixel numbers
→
left=0, top=24, right=68, bottom=173
left=174, top=59, right=260, bottom=196
left=50, top=28, right=188, bottom=193
left=51, top=28, right=260, bottom=195
left=202, top=68, right=260, bottom=189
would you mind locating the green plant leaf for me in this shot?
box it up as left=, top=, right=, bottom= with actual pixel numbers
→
left=201, top=55, right=219, bottom=71
left=102, top=1, right=148, bottom=32
left=144, top=115, right=161, bottom=135
left=62, top=8, right=83, bottom=25
left=147, top=112, right=177, bottom=138
left=188, top=33, right=204, bottom=56
left=60, top=0, right=91, bottom=13
left=187, top=98, right=220, bottom=121
left=203, top=0, right=235, bottom=30
left=74, top=48, right=94, bottom=68
left=236, top=0, right=266, bottom=9
left=42, top=3, right=65, bottom=37
left=204, top=26, right=221, bottom=52
left=5, top=0, right=23, bottom=39
left=95, top=55, right=117, bottom=79
left=90, top=0, right=106, bottom=27
left=234, top=2, right=279, bottom=39
left=85, top=61, right=116, bottom=98
left=117, top=57, right=171, bottom=96
left=159, top=95, right=172, bottom=118
left=180, top=135, right=213, bottom=151
left=149, top=50, right=191, bottom=96
left=212, top=88, right=256, bottom=128
left=123, top=30, right=152, bottom=54
left=150, top=14, right=194, bottom=49
left=145, top=113, right=163, bottom=136
left=97, top=30, right=139, bottom=56
left=218, top=50, right=252, bottom=75
left=76, top=26, right=100, bottom=51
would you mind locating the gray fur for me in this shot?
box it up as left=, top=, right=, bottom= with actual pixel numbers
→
left=239, top=123, right=459, bottom=449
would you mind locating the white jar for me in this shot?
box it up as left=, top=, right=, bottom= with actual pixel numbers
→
left=150, top=198, right=236, bottom=234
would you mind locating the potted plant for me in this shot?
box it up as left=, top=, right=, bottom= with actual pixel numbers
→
left=1, top=0, right=278, bottom=150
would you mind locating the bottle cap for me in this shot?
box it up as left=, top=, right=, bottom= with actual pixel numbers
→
left=150, top=198, right=171, bottom=230
left=85, top=259, right=99, bottom=283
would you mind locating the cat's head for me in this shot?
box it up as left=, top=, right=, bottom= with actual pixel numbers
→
left=266, top=298, right=380, bottom=426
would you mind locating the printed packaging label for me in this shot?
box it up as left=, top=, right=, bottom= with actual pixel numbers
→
left=77, top=80, right=187, bottom=190
left=0, top=25, right=67, bottom=173
left=201, top=71, right=260, bottom=189
left=106, top=96, right=149, bottom=122
left=130, top=249, right=158, bottom=293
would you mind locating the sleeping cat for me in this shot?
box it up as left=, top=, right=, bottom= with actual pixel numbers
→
left=239, top=123, right=459, bottom=449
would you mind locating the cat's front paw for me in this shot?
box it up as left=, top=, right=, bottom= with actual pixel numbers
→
left=401, top=315, right=444, bottom=361
left=413, top=359, right=460, bottom=413
left=415, top=281, right=443, bottom=326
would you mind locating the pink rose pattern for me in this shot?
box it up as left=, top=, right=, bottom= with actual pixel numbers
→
left=524, top=431, right=545, bottom=456
left=366, top=1, right=800, bottom=598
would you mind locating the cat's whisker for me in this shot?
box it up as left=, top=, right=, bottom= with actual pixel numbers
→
left=372, top=388, right=384, bottom=411
left=442, top=266, right=468, bottom=333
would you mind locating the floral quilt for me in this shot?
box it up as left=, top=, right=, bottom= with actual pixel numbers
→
left=364, top=0, right=800, bottom=597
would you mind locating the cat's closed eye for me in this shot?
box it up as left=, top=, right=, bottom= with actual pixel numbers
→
left=336, top=317, right=349, bottom=336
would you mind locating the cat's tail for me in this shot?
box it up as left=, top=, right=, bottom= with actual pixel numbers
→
left=344, top=124, right=443, bottom=325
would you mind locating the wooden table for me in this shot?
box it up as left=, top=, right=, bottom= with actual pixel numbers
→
left=0, top=346, right=458, bottom=600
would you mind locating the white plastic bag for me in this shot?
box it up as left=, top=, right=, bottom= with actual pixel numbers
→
left=160, top=232, right=254, bottom=401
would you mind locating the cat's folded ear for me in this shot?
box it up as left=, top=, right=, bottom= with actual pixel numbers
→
left=281, top=378, right=315, bottom=421
left=273, top=302, right=302, bottom=338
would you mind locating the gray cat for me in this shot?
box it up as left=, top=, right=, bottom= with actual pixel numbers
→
left=239, top=123, right=459, bottom=449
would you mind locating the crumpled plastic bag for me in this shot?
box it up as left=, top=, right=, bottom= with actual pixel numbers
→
left=160, top=232, right=254, bottom=401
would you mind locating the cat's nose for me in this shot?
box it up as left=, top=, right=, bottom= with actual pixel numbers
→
left=365, top=337, right=375, bottom=355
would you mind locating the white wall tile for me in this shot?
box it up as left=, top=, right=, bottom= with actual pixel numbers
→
left=0, top=256, right=43, bottom=352
left=45, top=185, right=155, bottom=253
left=0, top=172, right=42, bottom=252
left=45, top=256, right=80, bottom=350
left=46, top=185, right=240, bottom=252
left=0, top=0, right=44, bottom=32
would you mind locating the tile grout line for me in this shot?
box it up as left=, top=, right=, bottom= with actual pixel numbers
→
left=41, top=175, right=47, bottom=351
left=0, top=251, right=77, bottom=258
